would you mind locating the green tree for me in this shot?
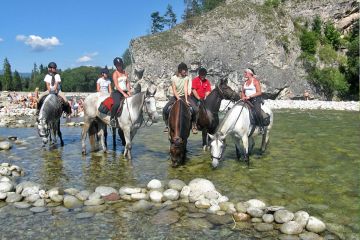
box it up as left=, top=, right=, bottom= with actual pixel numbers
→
left=150, top=11, right=165, bottom=34
left=203, top=0, right=225, bottom=11
left=122, top=48, right=132, bottom=68
left=164, top=4, right=177, bottom=29
left=13, top=70, right=22, bottom=91
left=345, top=23, right=359, bottom=99
left=324, top=22, right=341, bottom=50
left=312, top=15, right=322, bottom=36
left=183, top=0, right=202, bottom=20
left=2, top=58, right=13, bottom=90
left=300, top=30, right=318, bottom=54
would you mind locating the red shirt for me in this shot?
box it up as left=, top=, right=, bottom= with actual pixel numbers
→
left=192, top=76, right=211, bottom=100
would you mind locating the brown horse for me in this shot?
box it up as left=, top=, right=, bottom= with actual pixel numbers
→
left=168, top=98, right=192, bottom=167
left=196, top=78, right=240, bottom=150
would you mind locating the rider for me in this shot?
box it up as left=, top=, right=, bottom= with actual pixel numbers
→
left=37, top=62, right=71, bottom=115
left=97, top=67, right=112, bottom=94
left=110, top=57, right=131, bottom=127
left=163, top=62, right=197, bottom=133
left=241, top=68, right=264, bottom=133
left=191, top=67, right=211, bottom=133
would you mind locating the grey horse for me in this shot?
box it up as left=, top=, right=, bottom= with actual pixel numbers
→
left=81, top=85, right=158, bottom=160
left=37, top=94, right=66, bottom=146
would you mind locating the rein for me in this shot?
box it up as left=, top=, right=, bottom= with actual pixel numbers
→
left=140, top=93, right=156, bottom=128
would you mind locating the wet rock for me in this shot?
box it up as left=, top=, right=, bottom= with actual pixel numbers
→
left=208, top=204, right=221, bottom=214
left=294, top=211, right=310, bottom=227
left=251, top=217, right=263, bottom=223
left=149, top=190, right=163, bottom=203
left=204, top=190, right=221, bottom=200
left=48, top=187, right=64, bottom=198
left=131, top=200, right=153, bottom=212
left=188, top=178, right=216, bottom=202
left=16, top=181, right=41, bottom=196
left=75, top=212, right=94, bottom=219
left=0, top=141, right=12, bottom=150
left=306, top=216, right=326, bottom=233
left=76, top=190, right=91, bottom=201
left=6, top=192, right=22, bottom=203
left=0, top=192, right=7, bottom=200
left=49, top=194, right=64, bottom=203
left=167, top=179, right=186, bottom=191
left=262, top=213, right=275, bottom=223
left=0, top=181, right=14, bottom=193
left=186, top=212, right=207, bottom=218
left=25, top=194, right=40, bottom=202
left=64, top=188, right=79, bottom=196
left=63, top=195, right=83, bottom=209
left=266, top=205, right=285, bottom=213
left=131, top=192, right=148, bottom=201
left=38, top=190, right=48, bottom=199
left=52, top=206, right=69, bottom=213
left=233, top=212, right=251, bottom=222
left=103, top=192, right=120, bottom=201
left=278, top=234, right=300, bottom=240
left=299, top=231, right=322, bottom=240
left=84, top=198, right=105, bottom=206
left=180, top=217, right=214, bottom=230
left=95, top=186, right=117, bottom=197
left=195, top=198, right=211, bottom=209
left=235, top=202, right=249, bottom=213
left=151, top=210, right=180, bottom=225
left=247, top=207, right=265, bottom=218
left=30, top=206, right=47, bottom=213
left=83, top=205, right=107, bottom=213
left=163, top=189, right=179, bottom=201
left=33, top=199, right=46, bottom=207
left=0, top=176, right=12, bottom=182
left=119, top=187, right=141, bottom=195
left=47, top=202, right=61, bottom=207
left=219, top=202, right=236, bottom=214
left=180, top=186, right=190, bottom=198
left=280, top=221, right=304, bottom=235
left=233, top=221, right=252, bottom=230
left=217, top=195, right=229, bottom=203
left=120, top=194, right=132, bottom=201
left=14, top=201, right=31, bottom=209
left=88, top=192, right=101, bottom=200
left=246, top=199, right=266, bottom=209
left=254, top=223, right=274, bottom=232
left=147, top=179, right=162, bottom=189
left=275, top=209, right=295, bottom=223
left=206, top=214, right=233, bottom=225
left=0, top=167, right=11, bottom=176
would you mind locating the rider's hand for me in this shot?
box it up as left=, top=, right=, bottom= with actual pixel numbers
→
left=186, top=100, right=190, bottom=105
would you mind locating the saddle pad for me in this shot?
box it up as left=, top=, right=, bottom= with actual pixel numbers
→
left=98, top=97, right=125, bottom=116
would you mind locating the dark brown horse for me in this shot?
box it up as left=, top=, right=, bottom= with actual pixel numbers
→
left=197, top=78, right=240, bottom=150
left=168, top=98, right=192, bottom=167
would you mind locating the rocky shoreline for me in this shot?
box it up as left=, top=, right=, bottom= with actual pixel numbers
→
left=1, top=162, right=350, bottom=239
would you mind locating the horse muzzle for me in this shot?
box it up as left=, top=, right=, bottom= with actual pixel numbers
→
left=150, top=111, right=159, bottom=123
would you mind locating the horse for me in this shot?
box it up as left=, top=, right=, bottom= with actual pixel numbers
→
left=168, top=98, right=192, bottom=167
left=196, top=78, right=240, bottom=150
left=37, top=94, right=68, bottom=147
left=208, top=101, right=273, bottom=168
left=81, top=85, right=158, bottom=160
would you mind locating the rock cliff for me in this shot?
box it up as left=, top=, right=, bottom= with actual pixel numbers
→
left=128, top=0, right=358, bottom=100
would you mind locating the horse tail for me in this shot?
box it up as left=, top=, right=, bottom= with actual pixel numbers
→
left=88, top=120, right=98, bottom=150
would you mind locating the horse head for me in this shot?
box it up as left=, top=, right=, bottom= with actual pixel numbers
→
left=208, top=133, right=227, bottom=168
left=170, top=137, right=186, bottom=167
left=218, top=78, right=240, bottom=102
left=144, top=85, right=159, bottom=123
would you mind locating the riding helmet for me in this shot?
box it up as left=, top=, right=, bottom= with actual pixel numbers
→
left=198, top=67, right=207, bottom=76
left=178, top=62, right=188, bottom=72
left=48, top=62, right=57, bottom=69
left=113, top=57, right=124, bottom=67
left=101, top=67, right=109, bottom=75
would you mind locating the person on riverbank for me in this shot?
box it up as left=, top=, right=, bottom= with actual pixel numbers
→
left=97, top=67, right=112, bottom=94
left=110, top=57, right=131, bottom=127
left=190, top=67, right=211, bottom=134
left=163, top=62, right=197, bottom=133
left=37, top=62, right=71, bottom=115
left=241, top=68, right=264, bottom=133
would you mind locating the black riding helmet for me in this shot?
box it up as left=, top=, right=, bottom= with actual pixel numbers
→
left=198, top=67, right=207, bottom=76
left=48, top=62, right=57, bottom=69
left=101, top=67, right=109, bottom=75
left=178, top=62, right=188, bottom=72
left=113, top=57, right=124, bottom=68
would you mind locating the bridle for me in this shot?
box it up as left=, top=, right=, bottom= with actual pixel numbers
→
left=141, top=92, right=156, bottom=127
left=210, top=138, right=226, bottom=161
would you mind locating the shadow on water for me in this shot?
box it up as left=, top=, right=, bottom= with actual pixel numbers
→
left=0, top=110, right=359, bottom=238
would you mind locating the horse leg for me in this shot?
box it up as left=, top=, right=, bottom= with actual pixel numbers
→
left=118, top=128, right=126, bottom=146
left=235, top=140, right=242, bottom=161
left=58, top=121, right=64, bottom=146
left=112, top=127, right=116, bottom=151
left=81, top=121, right=90, bottom=154
left=260, top=127, right=269, bottom=154
left=202, top=130, right=208, bottom=151
left=104, top=126, right=108, bottom=148
left=248, top=137, right=255, bottom=155
left=122, top=127, right=132, bottom=160
left=241, top=135, right=250, bottom=166
left=98, top=124, right=107, bottom=153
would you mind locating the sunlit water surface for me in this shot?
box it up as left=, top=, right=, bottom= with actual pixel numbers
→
left=0, top=110, right=359, bottom=239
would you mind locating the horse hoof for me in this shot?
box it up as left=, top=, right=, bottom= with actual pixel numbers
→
left=82, top=150, right=86, bottom=155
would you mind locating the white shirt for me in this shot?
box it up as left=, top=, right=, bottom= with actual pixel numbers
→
left=116, top=75, right=128, bottom=91
left=244, top=79, right=256, bottom=97
left=44, top=73, right=61, bottom=92
left=97, top=77, right=111, bottom=93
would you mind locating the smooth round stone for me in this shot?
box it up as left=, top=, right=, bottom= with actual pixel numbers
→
left=206, top=214, right=233, bottom=225
left=75, top=212, right=94, bottom=219
left=195, top=198, right=211, bottom=209
left=266, top=205, right=285, bottom=213
left=83, top=205, right=107, bottom=213
left=0, top=141, right=12, bottom=150
left=246, top=199, right=266, bottom=209
left=0, top=182, right=13, bottom=193
left=233, top=212, right=251, bottom=222
left=294, top=211, right=310, bottom=227
left=180, top=186, right=190, bottom=198
left=95, top=186, right=117, bottom=197
left=254, top=223, right=274, bottom=232
left=147, top=179, right=162, bottom=189
left=163, top=189, right=179, bottom=201
left=0, top=163, right=10, bottom=167
left=280, top=221, right=304, bottom=235
left=251, top=217, right=263, bottom=223
left=217, top=195, right=229, bottom=203
left=151, top=210, right=180, bottom=225
left=235, top=202, right=248, bottom=213
left=88, top=192, right=101, bottom=200
left=188, top=178, right=216, bottom=195
left=103, top=193, right=120, bottom=201
left=63, top=195, right=83, bottom=209
left=306, top=216, right=326, bottom=233
left=0, top=192, right=7, bottom=200
left=6, top=193, right=22, bottom=203
left=84, top=198, right=105, bottom=206
left=274, top=209, right=295, bottom=223
left=247, top=207, right=264, bottom=218
left=51, top=206, right=69, bottom=213
left=30, top=207, right=47, bottom=213
left=299, top=231, right=322, bottom=240
left=33, top=199, right=46, bottom=207
left=49, top=194, right=64, bottom=203
left=64, top=188, right=79, bottom=196
left=47, top=202, right=61, bottom=207
left=76, top=190, right=91, bottom=201
left=0, top=176, right=12, bottom=182
left=131, top=192, right=148, bottom=200
left=167, top=179, right=186, bottom=191
left=14, top=202, right=31, bottom=209
left=119, top=187, right=141, bottom=195
left=25, top=194, right=40, bottom=202
left=131, top=200, right=153, bottom=212
left=208, top=204, right=221, bottom=214
left=262, top=213, right=275, bottom=223
left=149, top=191, right=163, bottom=203
left=16, top=181, right=40, bottom=195
left=204, top=190, right=220, bottom=200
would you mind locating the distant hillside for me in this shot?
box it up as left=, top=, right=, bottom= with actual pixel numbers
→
left=0, top=70, right=31, bottom=78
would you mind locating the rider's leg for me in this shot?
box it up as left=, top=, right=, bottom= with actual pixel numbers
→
left=58, top=91, right=71, bottom=115
left=189, top=96, right=199, bottom=134
left=253, top=100, right=264, bottom=133
left=36, top=90, right=49, bottom=115
left=110, top=91, right=122, bottom=127
left=162, top=96, right=176, bottom=132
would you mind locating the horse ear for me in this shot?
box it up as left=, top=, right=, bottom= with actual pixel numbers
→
left=208, top=133, right=215, bottom=140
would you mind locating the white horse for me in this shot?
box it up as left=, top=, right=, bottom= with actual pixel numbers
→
left=81, top=85, right=158, bottom=159
left=208, top=102, right=273, bottom=168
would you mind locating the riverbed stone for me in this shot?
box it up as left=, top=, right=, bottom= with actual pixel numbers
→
left=83, top=205, right=107, bottom=213
left=33, top=199, right=46, bottom=207
left=247, top=207, right=264, bottom=218
left=262, top=213, right=275, bottom=223
left=151, top=210, right=180, bottom=225
left=147, top=179, right=162, bottom=189
left=206, top=214, right=233, bottom=225
left=131, top=192, right=148, bottom=201
left=163, top=189, right=179, bottom=201
left=299, top=231, right=322, bottom=240
left=280, top=221, right=304, bottom=235
left=167, top=179, right=186, bottom=191
left=0, top=192, right=7, bottom=200
left=95, top=186, right=117, bottom=197
left=30, top=206, right=47, bottom=213
left=75, top=212, right=94, bottom=219
left=131, top=200, right=153, bottom=212
left=188, top=178, right=216, bottom=200
left=217, top=195, right=229, bottom=203
left=84, top=198, right=105, bottom=206
left=6, top=192, right=22, bottom=203
left=64, top=195, right=83, bottom=209
left=0, top=167, right=11, bottom=176
left=246, top=199, right=266, bottom=209
left=266, top=205, right=285, bottom=213
left=306, top=216, right=326, bottom=233
left=52, top=206, right=69, bottom=213
left=278, top=234, right=300, bottom=240
left=180, top=217, right=214, bottom=230
left=195, top=198, right=211, bottom=209
left=275, top=209, right=295, bottom=223
left=180, top=186, right=190, bottom=198
left=0, top=181, right=13, bottom=193
left=149, top=190, right=163, bottom=203
left=49, top=194, right=64, bottom=203
left=64, top=188, right=79, bottom=196
left=25, top=194, right=40, bottom=202
left=235, top=202, right=249, bottom=213
left=14, top=201, right=31, bottom=209
left=88, top=192, right=101, bottom=200
left=0, top=176, right=12, bottom=182
left=233, top=212, right=251, bottom=222
left=76, top=190, right=91, bottom=201
left=207, top=204, right=221, bottom=214
left=254, top=223, right=274, bottom=232
left=0, top=141, right=12, bottom=150
left=119, top=187, right=141, bottom=195
left=294, top=211, right=310, bottom=227
left=103, top=192, right=120, bottom=201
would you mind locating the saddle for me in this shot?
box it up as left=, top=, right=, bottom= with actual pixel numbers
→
left=244, top=101, right=270, bottom=127
left=98, top=97, right=125, bottom=116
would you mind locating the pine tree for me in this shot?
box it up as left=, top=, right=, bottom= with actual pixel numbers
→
left=150, top=11, right=165, bottom=34
left=164, top=4, right=177, bottom=29
left=30, top=63, right=38, bottom=89
left=13, top=70, right=22, bottom=91
left=2, top=58, right=13, bottom=90
left=183, top=0, right=202, bottom=20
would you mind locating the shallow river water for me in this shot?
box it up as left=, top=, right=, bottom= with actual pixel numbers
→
left=0, top=109, right=359, bottom=239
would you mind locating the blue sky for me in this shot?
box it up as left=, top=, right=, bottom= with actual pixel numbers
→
left=0, top=0, right=184, bottom=73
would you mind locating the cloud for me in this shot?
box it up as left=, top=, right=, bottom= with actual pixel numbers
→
left=16, top=34, right=61, bottom=51
left=76, top=52, right=98, bottom=63
left=0, top=38, right=3, bottom=42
